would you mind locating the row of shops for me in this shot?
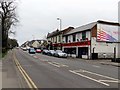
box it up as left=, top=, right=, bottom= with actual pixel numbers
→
left=47, top=20, right=120, bottom=59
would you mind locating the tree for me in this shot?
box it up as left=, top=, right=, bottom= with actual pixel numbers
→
left=8, top=38, right=19, bottom=49
left=0, top=0, right=18, bottom=53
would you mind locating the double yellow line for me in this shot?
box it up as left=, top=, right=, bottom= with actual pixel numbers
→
left=13, top=51, right=38, bottom=90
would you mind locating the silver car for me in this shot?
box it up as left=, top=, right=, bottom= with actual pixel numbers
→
left=54, top=50, right=67, bottom=58
left=48, top=50, right=56, bottom=56
left=42, top=49, right=49, bottom=55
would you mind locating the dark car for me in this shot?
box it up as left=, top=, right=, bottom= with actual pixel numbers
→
left=28, top=48, right=36, bottom=54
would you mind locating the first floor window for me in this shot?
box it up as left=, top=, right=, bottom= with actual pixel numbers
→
left=82, top=31, right=86, bottom=40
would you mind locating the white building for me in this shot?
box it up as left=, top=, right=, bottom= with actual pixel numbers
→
left=47, top=27, right=74, bottom=50
left=63, top=20, right=120, bottom=59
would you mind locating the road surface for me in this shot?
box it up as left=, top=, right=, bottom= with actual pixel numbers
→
left=13, top=49, right=119, bottom=88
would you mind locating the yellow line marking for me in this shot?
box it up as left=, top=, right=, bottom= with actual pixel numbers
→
left=13, top=51, right=38, bottom=90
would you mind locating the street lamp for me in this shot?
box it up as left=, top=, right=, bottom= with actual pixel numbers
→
left=57, top=18, right=62, bottom=31
left=57, top=18, right=62, bottom=50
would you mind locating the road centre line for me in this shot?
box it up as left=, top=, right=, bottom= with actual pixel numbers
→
left=52, top=62, right=69, bottom=67
left=48, top=62, right=60, bottom=67
left=13, top=51, right=38, bottom=90
left=92, top=65, right=100, bottom=68
left=69, top=70, right=110, bottom=86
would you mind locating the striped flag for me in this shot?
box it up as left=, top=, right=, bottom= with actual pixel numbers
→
left=97, top=29, right=117, bottom=42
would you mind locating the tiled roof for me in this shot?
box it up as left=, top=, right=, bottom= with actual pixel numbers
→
left=47, top=27, right=74, bottom=38
left=64, top=20, right=120, bottom=36
left=47, top=29, right=60, bottom=38
left=64, top=22, right=97, bottom=36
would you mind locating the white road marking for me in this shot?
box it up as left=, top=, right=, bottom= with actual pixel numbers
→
left=52, top=62, right=69, bottom=67
left=92, top=65, right=100, bottom=68
left=99, top=80, right=119, bottom=83
left=48, top=62, right=60, bottom=67
left=61, top=64, right=69, bottom=67
left=48, top=61, right=69, bottom=68
left=75, top=69, right=118, bottom=81
left=69, top=70, right=110, bottom=86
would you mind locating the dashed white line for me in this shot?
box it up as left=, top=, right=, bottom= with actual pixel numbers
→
left=92, top=65, right=100, bottom=68
left=52, top=62, right=69, bottom=67
left=48, top=62, right=60, bottom=67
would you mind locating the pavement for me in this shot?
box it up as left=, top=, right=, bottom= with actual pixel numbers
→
left=100, top=60, right=120, bottom=67
left=2, top=50, right=28, bottom=89
left=67, top=57, right=120, bottom=67
left=0, top=60, right=2, bottom=90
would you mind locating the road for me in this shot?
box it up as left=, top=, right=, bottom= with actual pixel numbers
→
left=13, top=48, right=119, bottom=88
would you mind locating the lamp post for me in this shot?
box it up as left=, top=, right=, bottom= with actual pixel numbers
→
left=57, top=18, right=62, bottom=50
left=57, top=18, right=62, bottom=31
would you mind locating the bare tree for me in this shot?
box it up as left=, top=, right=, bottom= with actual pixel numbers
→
left=0, top=0, right=18, bottom=52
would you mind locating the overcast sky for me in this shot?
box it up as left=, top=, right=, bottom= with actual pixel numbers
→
left=9, top=0, right=119, bottom=45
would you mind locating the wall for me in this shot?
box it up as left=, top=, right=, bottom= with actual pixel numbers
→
left=91, top=37, right=119, bottom=58
left=32, top=41, right=40, bottom=48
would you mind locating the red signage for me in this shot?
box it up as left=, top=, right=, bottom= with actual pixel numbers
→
left=62, top=41, right=90, bottom=47
left=52, top=41, right=90, bottom=47
left=53, top=43, right=62, bottom=47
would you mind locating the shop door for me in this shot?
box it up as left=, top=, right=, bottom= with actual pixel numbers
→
left=78, top=47, right=88, bottom=58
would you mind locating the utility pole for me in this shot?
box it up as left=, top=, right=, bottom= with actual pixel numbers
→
left=57, top=18, right=62, bottom=50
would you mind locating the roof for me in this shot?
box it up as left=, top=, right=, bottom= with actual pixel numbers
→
left=64, top=20, right=120, bottom=36
left=64, top=22, right=97, bottom=36
left=47, top=29, right=60, bottom=38
left=47, top=27, right=74, bottom=38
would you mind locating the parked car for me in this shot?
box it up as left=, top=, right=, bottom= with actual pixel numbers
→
left=48, top=50, right=56, bottom=56
left=36, top=49, right=42, bottom=53
left=16, top=47, right=19, bottom=49
left=28, top=48, right=36, bottom=54
left=22, top=47, right=27, bottom=51
left=54, top=50, right=67, bottom=58
left=42, top=49, right=49, bottom=55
